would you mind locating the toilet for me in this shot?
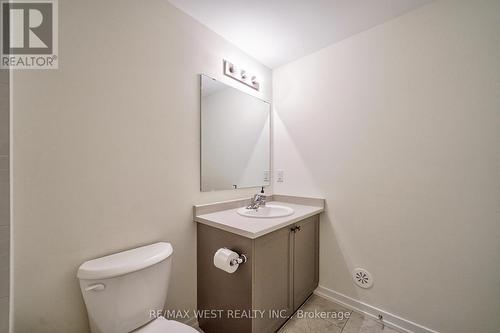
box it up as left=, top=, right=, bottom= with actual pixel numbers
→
left=77, top=242, right=198, bottom=333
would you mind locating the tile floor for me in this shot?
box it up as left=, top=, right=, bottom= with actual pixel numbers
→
left=195, top=294, right=402, bottom=333
left=278, top=295, right=401, bottom=333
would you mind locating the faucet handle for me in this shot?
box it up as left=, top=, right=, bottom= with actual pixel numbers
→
left=258, top=194, right=266, bottom=205
left=247, top=192, right=266, bottom=209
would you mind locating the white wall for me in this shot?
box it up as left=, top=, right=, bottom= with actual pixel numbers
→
left=11, top=1, right=271, bottom=332
left=273, top=1, right=500, bottom=332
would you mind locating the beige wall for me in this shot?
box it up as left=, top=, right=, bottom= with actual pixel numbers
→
left=0, top=67, right=9, bottom=333
left=273, top=1, right=500, bottom=332
left=11, top=1, right=271, bottom=332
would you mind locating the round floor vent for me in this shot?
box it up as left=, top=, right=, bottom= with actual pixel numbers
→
left=353, top=268, right=373, bottom=288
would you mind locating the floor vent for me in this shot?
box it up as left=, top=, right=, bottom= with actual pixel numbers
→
left=353, top=268, right=373, bottom=288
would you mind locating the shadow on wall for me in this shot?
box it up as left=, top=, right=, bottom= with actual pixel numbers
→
left=319, top=205, right=360, bottom=298
left=272, top=109, right=360, bottom=301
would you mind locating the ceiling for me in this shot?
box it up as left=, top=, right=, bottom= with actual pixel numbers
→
left=168, top=0, right=433, bottom=68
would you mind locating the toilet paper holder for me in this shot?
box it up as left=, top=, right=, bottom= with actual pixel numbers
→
left=230, top=253, right=247, bottom=266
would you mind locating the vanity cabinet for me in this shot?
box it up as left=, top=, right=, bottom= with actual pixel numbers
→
left=292, top=217, right=320, bottom=311
left=197, top=214, right=319, bottom=333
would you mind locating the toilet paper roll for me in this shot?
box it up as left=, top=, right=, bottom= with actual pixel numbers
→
left=213, top=248, right=239, bottom=273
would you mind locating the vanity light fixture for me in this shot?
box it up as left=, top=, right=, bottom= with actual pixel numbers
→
left=223, top=60, right=260, bottom=91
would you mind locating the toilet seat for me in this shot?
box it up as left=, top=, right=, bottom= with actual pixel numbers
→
left=135, top=317, right=198, bottom=333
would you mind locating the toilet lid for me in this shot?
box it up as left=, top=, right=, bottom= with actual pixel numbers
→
left=135, top=317, right=199, bottom=333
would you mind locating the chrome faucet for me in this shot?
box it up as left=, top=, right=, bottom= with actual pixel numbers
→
left=247, top=187, right=266, bottom=210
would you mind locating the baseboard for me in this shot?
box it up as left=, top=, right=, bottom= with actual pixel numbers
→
left=314, top=286, right=439, bottom=333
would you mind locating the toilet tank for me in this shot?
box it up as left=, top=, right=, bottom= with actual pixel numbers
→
left=77, top=242, right=173, bottom=333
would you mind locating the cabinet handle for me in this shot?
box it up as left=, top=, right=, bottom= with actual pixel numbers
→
left=291, top=226, right=301, bottom=233
left=296, top=226, right=301, bottom=232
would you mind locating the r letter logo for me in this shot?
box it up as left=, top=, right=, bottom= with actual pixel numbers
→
left=1, top=0, right=58, bottom=69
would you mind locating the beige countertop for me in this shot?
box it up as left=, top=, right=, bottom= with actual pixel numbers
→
left=194, top=196, right=324, bottom=239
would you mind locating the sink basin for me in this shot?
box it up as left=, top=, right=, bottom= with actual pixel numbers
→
left=237, top=204, right=294, bottom=218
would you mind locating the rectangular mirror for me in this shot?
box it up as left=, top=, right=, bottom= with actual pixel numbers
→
left=201, top=74, right=270, bottom=191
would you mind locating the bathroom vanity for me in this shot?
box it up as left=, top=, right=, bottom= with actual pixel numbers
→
left=196, top=75, right=322, bottom=332
left=194, top=195, right=324, bottom=333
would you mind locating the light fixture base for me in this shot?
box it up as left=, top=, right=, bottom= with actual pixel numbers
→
left=223, top=60, right=260, bottom=91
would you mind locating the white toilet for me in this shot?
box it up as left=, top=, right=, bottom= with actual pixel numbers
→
left=77, top=242, right=198, bottom=333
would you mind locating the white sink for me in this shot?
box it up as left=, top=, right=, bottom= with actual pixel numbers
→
left=237, top=204, right=294, bottom=218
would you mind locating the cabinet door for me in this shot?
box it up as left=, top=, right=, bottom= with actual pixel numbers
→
left=253, top=227, right=293, bottom=333
left=293, top=215, right=319, bottom=311
left=197, top=224, right=253, bottom=333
